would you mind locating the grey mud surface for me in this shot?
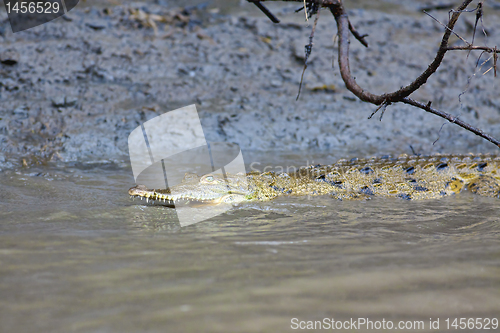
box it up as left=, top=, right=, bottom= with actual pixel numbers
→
left=1, top=0, right=499, bottom=170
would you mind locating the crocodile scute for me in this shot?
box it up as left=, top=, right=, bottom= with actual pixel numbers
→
left=128, top=154, right=500, bottom=204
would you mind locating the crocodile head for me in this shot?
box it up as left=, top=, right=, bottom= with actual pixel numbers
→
left=129, top=172, right=251, bottom=205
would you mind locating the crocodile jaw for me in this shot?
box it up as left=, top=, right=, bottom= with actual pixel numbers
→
left=128, top=184, right=248, bottom=205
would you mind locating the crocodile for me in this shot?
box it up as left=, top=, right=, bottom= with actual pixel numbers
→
left=129, top=154, right=500, bottom=205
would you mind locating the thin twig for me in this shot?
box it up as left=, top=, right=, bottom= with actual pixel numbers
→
left=433, top=122, right=447, bottom=145
left=403, top=97, right=500, bottom=148
left=423, top=10, right=470, bottom=45
left=446, top=45, right=500, bottom=52
left=348, top=19, right=368, bottom=47
left=470, top=2, right=485, bottom=48
left=304, top=0, right=308, bottom=21
left=297, top=7, right=321, bottom=100
left=251, top=1, right=281, bottom=23
left=368, top=100, right=390, bottom=120
left=494, top=46, right=498, bottom=77
left=459, top=52, right=493, bottom=102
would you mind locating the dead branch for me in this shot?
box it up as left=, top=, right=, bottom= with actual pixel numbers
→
left=296, top=6, right=321, bottom=100
left=348, top=20, right=369, bottom=47
left=328, top=0, right=475, bottom=104
left=446, top=45, right=499, bottom=52
left=251, top=1, right=281, bottom=23
left=248, top=0, right=500, bottom=148
left=402, top=98, right=500, bottom=147
left=447, top=46, right=499, bottom=78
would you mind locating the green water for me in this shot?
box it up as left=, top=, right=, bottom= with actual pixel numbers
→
left=0, top=156, right=499, bottom=332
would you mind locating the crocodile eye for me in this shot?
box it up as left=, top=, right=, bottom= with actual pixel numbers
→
left=204, top=175, right=214, bottom=182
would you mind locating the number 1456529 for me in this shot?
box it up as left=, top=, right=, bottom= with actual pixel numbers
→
left=6, top=2, right=61, bottom=14
left=445, top=318, right=498, bottom=330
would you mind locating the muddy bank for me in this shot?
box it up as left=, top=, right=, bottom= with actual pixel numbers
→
left=0, top=0, right=499, bottom=170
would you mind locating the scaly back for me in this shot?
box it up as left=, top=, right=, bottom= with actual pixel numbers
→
left=247, top=154, right=500, bottom=200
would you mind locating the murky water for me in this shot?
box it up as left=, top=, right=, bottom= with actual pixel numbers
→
left=1, top=154, right=499, bottom=333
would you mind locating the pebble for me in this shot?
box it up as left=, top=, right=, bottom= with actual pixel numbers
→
left=270, top=80, right=282, bottom=87
left=52, top=96, right=78, bottom=108
left=0, top=49, right=20, bottom=65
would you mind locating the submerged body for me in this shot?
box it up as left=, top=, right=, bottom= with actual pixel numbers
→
left=129, top=154, right=500, bottom=204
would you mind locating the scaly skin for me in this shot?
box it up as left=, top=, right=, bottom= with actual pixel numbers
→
left=129, top=154, right=500, bottom=204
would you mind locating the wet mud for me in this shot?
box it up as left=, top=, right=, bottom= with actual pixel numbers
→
left=0, top=0, right=499, bottom=170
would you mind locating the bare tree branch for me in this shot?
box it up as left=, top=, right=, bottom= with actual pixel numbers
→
left=248, top=0, right=340, bottom=5
left=248, top=0, right=500, bottom=148
left=296, top=6, right=321, bottom=100
left=251, top=1, right=281, bottom=23
left=348, top=19, right=369, bottom=47
left=328, top=0, right=475, bottom=104
left=402, top=98, right=500, bottom=147
left=446, top=45, right=500, bottom=52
